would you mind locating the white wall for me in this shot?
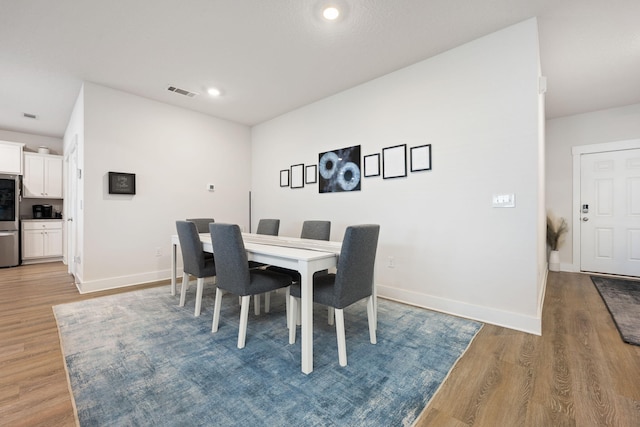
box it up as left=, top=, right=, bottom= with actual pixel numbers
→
left=70, top=83, right=251, bottom=292
left=251, top=19, right=545, bottom=334
left=0, top=129, right=63, bottom=154
left=546, top=102, right=640, bottom=269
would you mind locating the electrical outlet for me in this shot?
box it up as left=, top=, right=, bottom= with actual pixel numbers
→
left=155, top=247, right=163, bottom=257
left=388, top=256, right=395, bottom=268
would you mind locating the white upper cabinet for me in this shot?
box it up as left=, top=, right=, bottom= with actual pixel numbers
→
left=23, top=152, right=63, bottom=198
left=0, top=141, right=25, bottom=174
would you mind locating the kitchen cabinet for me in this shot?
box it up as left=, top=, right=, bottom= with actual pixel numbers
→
left=0, top=141, right=25, bottom=174
left=23, top=153, right=63, bottom=198
left=22, top=220, right=63, bottom=262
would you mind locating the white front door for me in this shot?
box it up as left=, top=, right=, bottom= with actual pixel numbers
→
left=580, top=148, right=640, bottom=276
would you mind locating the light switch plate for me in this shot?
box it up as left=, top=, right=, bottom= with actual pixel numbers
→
left=207, top=183, right=215, bottom=192
left=492, top=193, right=515, bottom=208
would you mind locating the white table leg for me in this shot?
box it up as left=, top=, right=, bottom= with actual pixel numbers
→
left=171, top=242, right=177, bottom=296
left=300, top=262, right=313, bottom=374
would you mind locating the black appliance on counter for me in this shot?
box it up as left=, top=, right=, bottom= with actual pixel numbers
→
left=33, top=204, right=53, bottom=219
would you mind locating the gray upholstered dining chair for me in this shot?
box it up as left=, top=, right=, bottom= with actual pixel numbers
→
left=248, top=218, right=280, bottom=271
left=249, top=218, right=282, bottom=312
left=289, top=224, right=380, bottom=367
left=209, top=223, right=292, bottom=349
left=266, top=220, right=331, bottom=321
left=255, top=218, right=280, bottom=235
left=186, top=218, right=215, bottom=233
left=175, top=221, right=217, bottom=316
left=186, top=218, right=215, bottom=261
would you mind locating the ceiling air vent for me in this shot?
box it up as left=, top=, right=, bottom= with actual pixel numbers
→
left=166, top=85, right=198, bottom=98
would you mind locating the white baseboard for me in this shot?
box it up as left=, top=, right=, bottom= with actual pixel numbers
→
left=377, top=284, right=542, bottom=335
left=76, top=269, right=171, bottom=294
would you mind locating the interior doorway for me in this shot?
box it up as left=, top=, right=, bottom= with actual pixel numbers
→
left=64, top=137, right=79, bottom=279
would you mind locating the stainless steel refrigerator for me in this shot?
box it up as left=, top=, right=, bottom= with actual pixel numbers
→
left=0, top=174, right=20, bottom=267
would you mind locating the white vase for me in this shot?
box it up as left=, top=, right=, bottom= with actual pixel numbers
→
left=549, top=250, right=560, bottom=272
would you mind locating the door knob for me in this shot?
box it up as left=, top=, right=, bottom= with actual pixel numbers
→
left=582, top=217, right=589, bottom=222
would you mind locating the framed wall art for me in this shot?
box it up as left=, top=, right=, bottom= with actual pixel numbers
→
left=318, top=145, right=361, bottom=193
left=108, top=172, right=136, bottom=195
left=305, top=164, right=317, bottom=184
left=291, top=163, right=304, bottom=189
left=410, top=144, right=432, bottom=172
left=382, top=144, right=407, bottom=179
left=280, top=169, right=289, bottom=187
left=364, top=153, right=380, bottom=177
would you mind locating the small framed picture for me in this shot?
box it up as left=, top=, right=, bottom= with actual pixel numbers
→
left=382, top=144, right=407, bottom=179
left=305, top=165, right=317, bottom=184
left=364, top=154, right=380, bottom=177
left=410, top=144, right=432, bottom=172
left=108, top=172, right=136, bottom=195
left=280, top=169, right=289, bottom=187
left=291, top=164, right=304, bottom=189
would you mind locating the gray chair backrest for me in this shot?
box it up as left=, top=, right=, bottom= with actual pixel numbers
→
left=333, top=224, right=380, bottom=308
left=256, top=219, right=280, bottom=236
left=186, top=218, right=215, bottom=233
left=176, top=220, right=207, bottom=276
left=209, top=223, right=251, bottom=295
left=300, top=220, right=331, bottom=241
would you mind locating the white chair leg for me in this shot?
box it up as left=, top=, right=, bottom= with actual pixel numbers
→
left=335, top=308, right=347, bottom=367
left=179, top=273, right=189, bottom=307
left=289, top=294, right=298, bottom=344
left=194, top=277, right=204, bottom=316
left=254, top=294, right=261, bottom=315
left=264, top=292, right=271, bottom=313
left=367, top=296, right=377, bottom=344
left=285, top=289, right=291, bottom=328
left=328, top=307, right=335, bottom=325
left=212, top=288, right=224, bottom=333
left=284, top=287, right=291, bottom=328
left=238, top=295, right=251, bottom=349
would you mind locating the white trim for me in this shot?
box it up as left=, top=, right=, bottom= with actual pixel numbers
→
left=76, top=269, right=171, bottom=293
left=377, top=285, right=542, bottom=336
left=571, top=138, right=640, bottom=273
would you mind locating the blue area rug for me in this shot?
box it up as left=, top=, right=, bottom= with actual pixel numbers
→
left=54, top=285, right=482, bottom=426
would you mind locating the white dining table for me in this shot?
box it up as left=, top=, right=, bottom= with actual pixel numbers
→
left=170, top=232, right=341, bottom=374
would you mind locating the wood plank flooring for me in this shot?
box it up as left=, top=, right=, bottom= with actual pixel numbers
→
left=1, top=263, right=639, bottom=426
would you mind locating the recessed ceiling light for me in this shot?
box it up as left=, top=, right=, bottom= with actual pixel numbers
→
left=207, top=87, right=221, bottom=97
left=322, top=6, right=340, bottom=20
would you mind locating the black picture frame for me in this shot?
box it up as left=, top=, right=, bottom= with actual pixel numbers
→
left=410, top=144, right=432, bottom=172
left=364, top=153, right=380, bottom=177
left=280, top=169, right=289, bottom=187
left=291, top=164, right=304, bottom=189
left=305, top=164, right=317, bottom=184
left=382, top=144, right=407, bottom=179
left=108, top=172, right=136, bottom=195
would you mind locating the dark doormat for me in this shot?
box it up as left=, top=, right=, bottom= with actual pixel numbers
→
left=591, top=276, right=640, bottom=346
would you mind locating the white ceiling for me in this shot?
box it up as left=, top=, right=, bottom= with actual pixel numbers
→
left=1, top=0, right=639, bottom=138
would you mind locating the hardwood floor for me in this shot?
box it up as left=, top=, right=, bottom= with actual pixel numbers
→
left=416, top=271, right=640, bottom=427
left=1, top=263, right=638, bottom=426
